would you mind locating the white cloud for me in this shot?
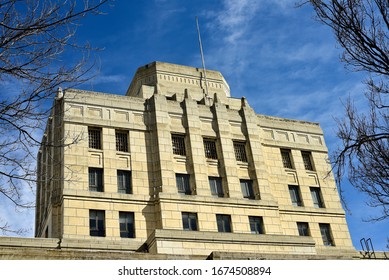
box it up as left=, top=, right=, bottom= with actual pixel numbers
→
left=212, top=0, right=261, bottom=43
left=91, top=74, right=127, bottom=85
left=284, top=42, right=337, bottom=63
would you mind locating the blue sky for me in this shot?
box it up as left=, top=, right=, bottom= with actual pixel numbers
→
left=1, top=0, right=388, bottom=251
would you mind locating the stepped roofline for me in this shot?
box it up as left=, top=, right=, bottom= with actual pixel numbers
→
left=126, top=61, right=230, bottom=100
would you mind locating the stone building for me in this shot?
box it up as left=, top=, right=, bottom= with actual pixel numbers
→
left=34, top=61, right=356, bottom=258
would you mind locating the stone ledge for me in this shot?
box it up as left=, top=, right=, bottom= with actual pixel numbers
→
left=0, top=236, right=143, bottom=252
left=208, top=251, right=357, bottom=260
left=147, top=229, right=316, bottom=247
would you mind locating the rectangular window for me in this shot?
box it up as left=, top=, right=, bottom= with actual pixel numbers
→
left=297, top=222, right=310, bottom=236
left=240, top=179, right=255, bottom=199
left=310, top=187, right=325, bottom=208
left=203, top=139, right=218, bottom=159
left=176, top=173, right=191, bottom=195
left=302, top=151, right=314, bottom=171
left=182, top=212, right=198, bottom=231
left=89, top=168, right=103, bottom=192
left=119, top=212, right=135, bottom=238
left=89, top=210, right=105, bottom=237
left=281, top=149, right=293, bottom=169
left=249, top=216, right=264, bottom=234
left=172, top=134, right=186, bottom=156
left=116, top=130, right=129, bottom=152
left=233, top=141, right=247, bottom=162
left=117, top=170, right=132, bottom=194
left=216, top=214, right=232, bottom=233
left=209, top=177, right=224, bottom=197
left=88, top=127, right=102, bottom=149
left=319, top=223, right=335, bottom=246
left=289, top=185, right=303, bottom=206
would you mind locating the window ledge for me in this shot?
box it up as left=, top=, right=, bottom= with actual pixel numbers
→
left=284, top=167, right=296, bottom=171
left=116, top=151, right=131, bottom=156
left=237, top=161, right=249, bottom=169
left=206, top=159, right=219, bottom=166
left=88, top=148, right=103, bottom=152
left=174, top=155, right=187, bottom=163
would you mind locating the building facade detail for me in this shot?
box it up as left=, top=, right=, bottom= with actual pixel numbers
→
left=35, top=61, right=355, bottom=258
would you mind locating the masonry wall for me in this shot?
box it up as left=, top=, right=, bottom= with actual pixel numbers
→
left=34, top=62, right=355, bottom=258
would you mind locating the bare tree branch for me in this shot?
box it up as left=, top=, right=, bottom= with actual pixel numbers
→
left=0, top=0, right=109, bottom=234
left=306, top=0, right=389, bottom=221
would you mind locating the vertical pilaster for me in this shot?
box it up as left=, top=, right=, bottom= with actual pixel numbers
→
left=51, top=94, right=65, bottom=238
left=147, top=92, right=176, bottom=195
left=182, top=90, right=209, bottom=196
left=211, top=93, right=241, bottom=198
left=240, top=97, right=275, bottom=202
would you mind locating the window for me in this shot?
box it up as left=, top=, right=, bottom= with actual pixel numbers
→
left=216, top=214, right=232, bottom=233
left=249, top=216, right=264, bottom=234
left=289, top=185, right=303, bottom=206
left=119, top=212, right=135, bottom=238
left=233, top=141, right=247, bottom=162
left=281, top=149, right=293, bottom=169
left=182, top=212, right=198, bottom=231
left=116, top=130, right=129, bottom=152
left=172, top=134, right=186, bottom=156
left=209, top=177, right=224, bottom=197
left=88, top=127, right=102, bottom=149
left=240, top=179, right=255, bottom=199
left=89, top=210, right=105, bottom=237
left=310, top=187, right=324, bottom=208
left=319, top=223, right=335, bottom=246
left=89, top=168, right=103, bottom=192
left=302, top=151, right=314, bottom=171
left=203, top=139, right=218, bottom=159
left=176, top=173, right=191, bottom=195
left=297, top=222, right=310, bottom=236
left=117, top=170, right=132, bottom=194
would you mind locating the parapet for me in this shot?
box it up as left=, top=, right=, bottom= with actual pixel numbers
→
left=126, top=61, right=231, bottom=101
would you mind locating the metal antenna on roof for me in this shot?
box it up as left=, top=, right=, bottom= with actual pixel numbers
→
left=196, top=16, right=210, bottom=102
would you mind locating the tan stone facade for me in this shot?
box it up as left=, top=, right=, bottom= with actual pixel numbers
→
left=34, top=61, right=356, bottom=258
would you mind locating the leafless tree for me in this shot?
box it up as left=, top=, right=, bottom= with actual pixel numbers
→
left=306, top=0, right=389, bottom=220
left=0, top=0, right=108, bottom=234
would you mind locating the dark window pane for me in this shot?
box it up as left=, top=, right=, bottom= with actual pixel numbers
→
left=281, top=149, right=293, bottom=169
left=302, top=151, right=314, bottom=171
left=172, top=134, right=186, bottom=156
left=216, top=214, right=232, bottom=232
left=176, top=174, right=191, bottom=194
left=233, top=141, right=247, bottom=162
left=119, top=212, right=135, bottom=238
left=182, top=215, right=189, bottom=229
left=310, top=187, right=324, bottom=208
left=319, top=223, right=334, bottom=246
left=182, top=212, right=198, bottom=231
left=289, top=185, right=302, bottom=206
left=249, top=216, right=264, bottom=234
left=209, top=177, right=224, bottom=197
left=88, top=128, right=102, bottom=149
left=117, top=170, right=132, bottom=194
left=240, top=179, right=255, bottom=199
left=89, top=210, right=105, bottom=237
left=204, top=139, right=218, bottom=159
left=116, top=131, right=129, bottom=152
left=297, top=222, right=310, bottom=236
left=89, top=168, right=103, bottom=192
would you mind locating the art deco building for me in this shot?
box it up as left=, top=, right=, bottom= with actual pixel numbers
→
left=34, top=61, right=356, bottom=258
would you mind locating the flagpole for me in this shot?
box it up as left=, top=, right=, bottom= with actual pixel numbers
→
left=196, top=16, right=209, bottom=101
